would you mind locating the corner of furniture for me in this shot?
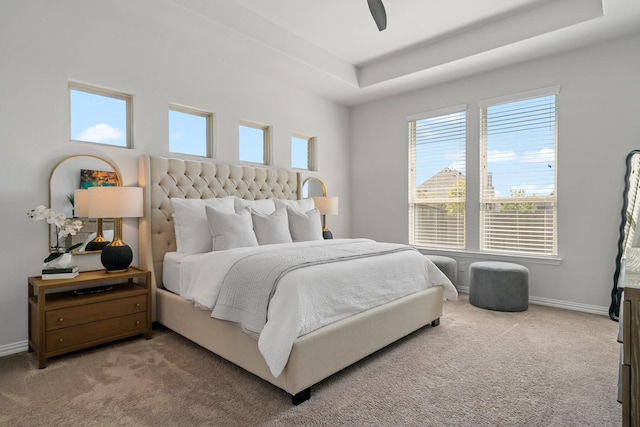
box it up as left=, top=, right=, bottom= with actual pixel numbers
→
left=27, top=266, right=152, bottom=368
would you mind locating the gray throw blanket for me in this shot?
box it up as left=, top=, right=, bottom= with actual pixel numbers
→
left=211, top=240, right=415, bottom=337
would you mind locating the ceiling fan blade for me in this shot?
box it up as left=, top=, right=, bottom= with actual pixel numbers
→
left=367, top=0, right=387, bottom=31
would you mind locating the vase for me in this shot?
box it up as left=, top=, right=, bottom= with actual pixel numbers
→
left=44, top=253, right=75, bottom=269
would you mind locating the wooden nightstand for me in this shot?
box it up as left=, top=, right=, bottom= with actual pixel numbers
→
left=28, top=267, right=152, bottom=368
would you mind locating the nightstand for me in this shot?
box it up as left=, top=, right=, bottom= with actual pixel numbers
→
left=28, top=267, right=152, bottom=368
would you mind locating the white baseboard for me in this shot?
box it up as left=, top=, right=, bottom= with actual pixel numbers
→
left=0, top=340, right=28, bottom=358
left=0, top=290, right=610, bottom=359
left=456, top=286, right=609, bottom=316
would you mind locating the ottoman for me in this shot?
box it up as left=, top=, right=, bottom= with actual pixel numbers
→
left=424, top=255, right=457, bottom=286
left=469, top=261, right=528, bottom=311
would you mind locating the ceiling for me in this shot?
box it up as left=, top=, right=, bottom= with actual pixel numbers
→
left=168, top=0, right=640, bottom=106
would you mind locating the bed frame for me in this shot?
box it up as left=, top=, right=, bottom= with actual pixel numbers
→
left=138, top=155, right=444, bottom=404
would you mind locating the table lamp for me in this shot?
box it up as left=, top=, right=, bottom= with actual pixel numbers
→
left=74, top=189, right=110, bottom=251
left=312, top=196, right=338, bottom=239
left=88, top=186, right=143, bottom=272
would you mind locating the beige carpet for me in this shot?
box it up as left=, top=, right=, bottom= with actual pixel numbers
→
left=0, top=295, right=622, bottom=426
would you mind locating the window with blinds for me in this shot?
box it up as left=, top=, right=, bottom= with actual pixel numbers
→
left=408, top=107, right=466, bottom=249
left=480, top=90, right=558, bottom=255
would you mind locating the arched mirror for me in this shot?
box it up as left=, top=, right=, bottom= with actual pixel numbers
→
left=611, top=150, right=640, bottom=320
left=49, top=155, right=122, bottom=254
left=302, top=177, right=326, bottom=198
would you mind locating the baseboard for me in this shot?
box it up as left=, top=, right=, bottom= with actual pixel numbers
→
left=0, top=290, right=609, bottom=359
left=455, top=286, right=609, bottom=316
left=0, top=340, right=28, bottom=358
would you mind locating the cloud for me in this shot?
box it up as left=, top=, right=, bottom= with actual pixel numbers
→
left=487, top=150, right=516, bottom=162
left=522, top=147, right=555, bottom=163
left=77, top=123, right=123, bottom=143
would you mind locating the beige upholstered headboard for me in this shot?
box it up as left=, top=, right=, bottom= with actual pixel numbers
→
left=139, top=155, right=301, bottom=289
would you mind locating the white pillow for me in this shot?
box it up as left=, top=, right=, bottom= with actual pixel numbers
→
left=171, top=197, right=235, bottom=255
left=274, top=198, right=315, bottom=213
left=251, top=207, right=292, bottom=245
left=287, top=207, right=323, bottom=242
left=205, top=206, right=258, bottom=251
left=234, top=198, right=276, bottom=214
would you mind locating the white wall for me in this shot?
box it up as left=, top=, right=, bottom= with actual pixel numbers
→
left=0, top=1, right=350, bottom=351
left=350, top=33, right=640, bottom=312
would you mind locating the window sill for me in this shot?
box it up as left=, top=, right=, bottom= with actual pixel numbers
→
left=415, top=247, right=563, bottom=266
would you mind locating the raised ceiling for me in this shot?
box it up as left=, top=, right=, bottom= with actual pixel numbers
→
left=167, top=0, right=640, bottom=105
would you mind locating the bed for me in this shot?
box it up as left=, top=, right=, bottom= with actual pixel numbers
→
left=138, top=154, right=457, bottom=404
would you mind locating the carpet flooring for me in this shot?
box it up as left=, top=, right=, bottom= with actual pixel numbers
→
left=0, top=295, right=622, bottom=426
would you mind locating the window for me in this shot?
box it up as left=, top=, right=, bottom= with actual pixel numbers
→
left=69, top=83, right=131, bottom=148
left=239, top=121, right=270, bottom=165
left=480, top=88, right=558, bottom=255
left=169, top=105, right=212, bottom=157
left=291, top=134, right=315, bottom=170
left=408, top=106, right=466, bottom=249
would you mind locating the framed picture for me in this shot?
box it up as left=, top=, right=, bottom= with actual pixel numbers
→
left=80, top=169, right=119, bottom=189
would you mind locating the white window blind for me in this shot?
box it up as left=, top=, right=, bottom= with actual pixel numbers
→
left=480, top=92, right=558, bottom=255
left=409, top=107, right=466, bottom=249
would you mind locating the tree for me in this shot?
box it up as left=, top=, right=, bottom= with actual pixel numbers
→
left=446, top=180, right=465, bottom=216
left=502, top=188, right=537, bottom=212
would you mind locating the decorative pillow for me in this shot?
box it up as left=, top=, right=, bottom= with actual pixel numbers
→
left=205, top=206, right=258, bottom=251
left=171, top=197, right=235, bottom=255
left=233, top=198, right=276, bottom=214
left=274, top=198, right=315, bottom=213
left=251, top=207, right=292, bottom=245
left=287, top=207, right=323, bottom=242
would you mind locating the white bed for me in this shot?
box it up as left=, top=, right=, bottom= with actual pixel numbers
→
left=138, top=155, right=457, bottom=404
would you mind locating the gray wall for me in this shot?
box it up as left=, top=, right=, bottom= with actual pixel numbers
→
left=0, top=1, right=351, bottom=352
left=350, top=33, right=640, bottom=312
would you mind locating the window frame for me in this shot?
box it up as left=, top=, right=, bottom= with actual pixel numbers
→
left=408, top=104, right=467, bottom=250
left=291, top=133, right=316, bottom=171
left=239, top=120, right=271, bottom=165
left=478, top=86, right=560, bottom=256
left=168, top=104, right=214, bottom=158
left=68, top=82, right=132, bottom=148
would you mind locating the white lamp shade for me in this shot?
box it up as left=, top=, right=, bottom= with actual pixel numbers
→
left=88, top=186, right=143, bottom=218
left=74, top=189, right=89, bottom=217
left=312, top=196, right=339, bottom=216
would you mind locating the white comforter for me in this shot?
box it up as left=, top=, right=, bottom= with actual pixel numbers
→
left=175, top=239, right=458, bottom=377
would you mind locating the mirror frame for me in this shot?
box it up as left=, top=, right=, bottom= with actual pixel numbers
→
left=611, top=149, right=640, bottom=320
left=48, top=154, right=122, bottom=254
left=301, top=177, right=327, bottom=198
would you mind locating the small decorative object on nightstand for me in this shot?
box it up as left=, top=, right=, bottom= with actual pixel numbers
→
left=312, top=196, right=338, bottom=240
left=27, top=267, right=152, bottom=369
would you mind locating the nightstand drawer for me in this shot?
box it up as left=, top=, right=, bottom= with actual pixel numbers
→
left=45, top=294, right=147, bottom=331
left=46, top=311, right=148, bottom=353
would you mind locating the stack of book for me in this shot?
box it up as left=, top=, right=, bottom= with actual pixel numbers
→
left=41, top=265, right=79, bottom=280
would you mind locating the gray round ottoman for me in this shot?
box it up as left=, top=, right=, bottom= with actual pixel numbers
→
left=424, top=255, right=457, bottom=286
left=469, top=261, right=528, bottom=312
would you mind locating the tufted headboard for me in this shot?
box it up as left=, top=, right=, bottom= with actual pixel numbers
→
left=138, top=155, right=301, bottom=289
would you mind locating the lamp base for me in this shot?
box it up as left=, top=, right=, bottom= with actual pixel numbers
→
left=322, top=229, right=333, bottom=240
left=101, top=243, right=133, bottom=272
left=85, top=240, right=110, bottom=251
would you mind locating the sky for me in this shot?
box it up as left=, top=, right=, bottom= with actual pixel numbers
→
left=414, top=95, right=556, bottom=198
left=70, top=88, right=310, bottom=168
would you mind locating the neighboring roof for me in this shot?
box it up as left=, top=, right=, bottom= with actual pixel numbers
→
left=417, top=168, right=465, bottom=198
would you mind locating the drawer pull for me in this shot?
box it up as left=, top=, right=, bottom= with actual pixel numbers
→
left=58, top=338, right=64, bottom=343
left=58, top=317, right=64, bottom=322
left=135, top=303, right=141, bottom=307
left=135, top=320, right=140, bottom=325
